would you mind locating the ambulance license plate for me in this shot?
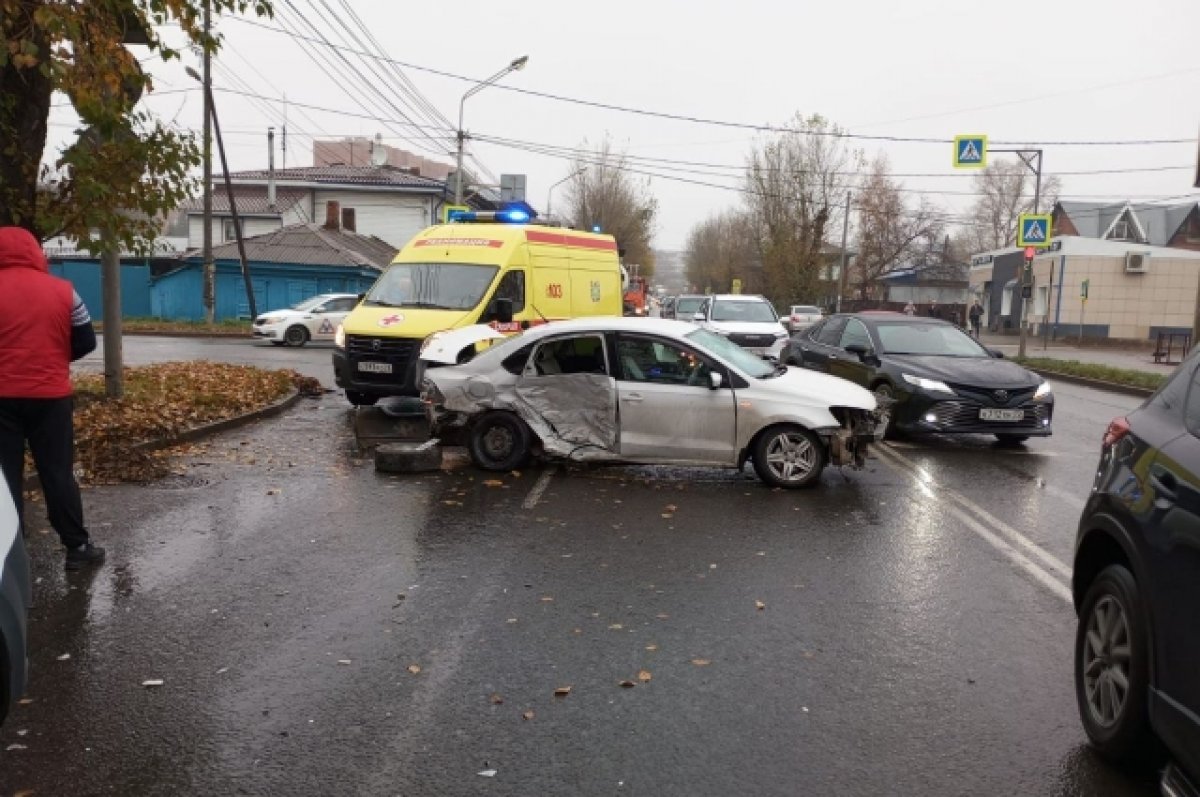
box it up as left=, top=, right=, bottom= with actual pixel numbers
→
left=980, top=408, right=1023, bottom=422
left=357, top=361, right=392, bottom=374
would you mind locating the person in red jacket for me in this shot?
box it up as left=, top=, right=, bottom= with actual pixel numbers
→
left=0, top=227, right=105, bottom=570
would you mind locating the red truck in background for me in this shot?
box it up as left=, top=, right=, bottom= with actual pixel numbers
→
left=623, top=274, right=649, bottom=316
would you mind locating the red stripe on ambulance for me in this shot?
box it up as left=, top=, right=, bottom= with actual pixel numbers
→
left=524, top=230, right=618, bottom=251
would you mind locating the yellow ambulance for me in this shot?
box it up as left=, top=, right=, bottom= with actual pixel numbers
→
left=332, top=209, right=623, bottom=405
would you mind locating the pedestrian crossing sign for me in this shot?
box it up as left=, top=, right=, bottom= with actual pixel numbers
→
left=953, top=135, right=988, bottom=169
left=1017, top=214, right=1053, bottom=247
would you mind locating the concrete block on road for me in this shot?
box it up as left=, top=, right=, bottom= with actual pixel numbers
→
left=355, top=406, right=431, bottom=451
left=375, top=440, right=443, bottom=474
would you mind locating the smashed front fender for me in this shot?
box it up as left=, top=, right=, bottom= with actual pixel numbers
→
left=419, top=325, right=506, bottom=365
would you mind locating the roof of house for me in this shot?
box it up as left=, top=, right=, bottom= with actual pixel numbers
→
left=1056, top=200, right=1197, bottom=246
left=187, top=223, right=397, bottom=269
left=228, top=164, right=448, bottom=191
left=179, top=186, right=309, bottom=216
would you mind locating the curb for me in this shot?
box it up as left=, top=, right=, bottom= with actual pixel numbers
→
left=21, top=388, right=303, bottom=491
left=1025, top=367, right=1155, bottom=399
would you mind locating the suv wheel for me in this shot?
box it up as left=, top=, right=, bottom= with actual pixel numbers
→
left=1074, top=564, right=1157, bottom=763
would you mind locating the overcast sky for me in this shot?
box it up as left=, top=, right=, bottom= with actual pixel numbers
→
left=45, top=0, right=1200, bottom=250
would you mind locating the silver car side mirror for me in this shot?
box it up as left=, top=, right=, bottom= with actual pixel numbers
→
left=708, top=371, right=723, bottom=390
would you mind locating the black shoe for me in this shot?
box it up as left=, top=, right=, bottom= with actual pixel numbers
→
left=65, top=543, right=106, bottom=571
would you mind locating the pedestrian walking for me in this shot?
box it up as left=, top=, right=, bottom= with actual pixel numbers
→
left=903, top=301, right=916, bottom=316
left=968, top=300, right=984, bottom=338
left=928, top=300, right=939, bottom=319
left=0, top=226, right=105, bottom=570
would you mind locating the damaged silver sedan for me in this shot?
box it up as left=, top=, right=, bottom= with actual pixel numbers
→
left=419, top=317, right=879, bottom=489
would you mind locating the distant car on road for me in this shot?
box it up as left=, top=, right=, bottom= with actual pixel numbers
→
left=785, top=305, right=824, bottom=334
left=252, top=293, right=360, bottom=347
left=668, top=294, right=706, bottom=322
left=785, top=312, right=1053, bottom=442
left=419, top=317, right=878, bottom=489
left=0, top=480, right=31, bottom=726
left=689, top=294, right=789, bottom=360
left=1072, top=357, right=1200, bottom=796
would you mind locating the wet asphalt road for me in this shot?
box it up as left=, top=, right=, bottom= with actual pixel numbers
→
left=0, top=336, right=1162, bottom=796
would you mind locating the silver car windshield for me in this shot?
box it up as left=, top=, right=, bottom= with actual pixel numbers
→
left=366, top=263, right=500, bottom=311
left=686, top=328, right=774, bottom=378
left=711, top=299, right=778, bottom=323
left=875, top=322, right=989, bottom=357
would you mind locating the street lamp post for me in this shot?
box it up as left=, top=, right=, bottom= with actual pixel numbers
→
left=454, top=55, right=528, bottom=205
left=546, top=166, right=585, bottom=219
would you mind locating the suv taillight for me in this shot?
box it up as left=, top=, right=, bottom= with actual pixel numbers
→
left=1102, top=416, right=1130, bottom=449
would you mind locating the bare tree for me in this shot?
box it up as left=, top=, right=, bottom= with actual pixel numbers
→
left=562, top=138, right=658, bottom=276
left=744, top=114, right=861, bottom=309
left=684, top=210, right=760, bottom=294
left=964, top=159, right=1061, bottom=253
left=853, top=154, right=943, bottom=298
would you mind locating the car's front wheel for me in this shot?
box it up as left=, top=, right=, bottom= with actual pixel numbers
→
left=285, top=325, right=310, bottom=347
left=468, top=411, right=532, bottom=472
left=1074, top=564, right=1157, bottom=763
left=751, top=425, right=826, bottom=488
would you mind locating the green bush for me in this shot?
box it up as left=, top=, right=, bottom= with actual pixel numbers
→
left=1016, top=357, right=1165, bottom=391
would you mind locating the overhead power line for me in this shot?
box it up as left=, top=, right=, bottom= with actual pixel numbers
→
left=228, top=16, right=1198, bottom=148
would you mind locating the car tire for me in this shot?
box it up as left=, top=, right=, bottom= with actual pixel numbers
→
left=285, top=325, right=310, bottom=347
left=873, top=383, right=899, bottom=440
left=1074, top=564, right=1158, bottom=764
left=468, top=411, right=532, bottom=472
left=346, top=390, right=378, bottom=407
left=995, top=433, right=1030, bottom=444
left=751, top=425, right=826, bottom=489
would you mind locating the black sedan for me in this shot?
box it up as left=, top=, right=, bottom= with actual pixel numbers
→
left=784, top=312, right=1053, bottom=441
left=1072, top=355, right=1200, bottom=795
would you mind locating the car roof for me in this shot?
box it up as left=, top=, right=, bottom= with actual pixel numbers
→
left=515, top=316, right=699, bottom=339
left=709, top=294, right=768, bottom=302
left=841, top=312, right=954, bottom=325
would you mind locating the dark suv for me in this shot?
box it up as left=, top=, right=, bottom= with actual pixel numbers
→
left=1072, top=353, right=1200, bottom=795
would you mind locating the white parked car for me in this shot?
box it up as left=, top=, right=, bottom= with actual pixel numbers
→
left=690, top=294, right=789, bottom=360
left=419, top=317, right=878, bottom=489
left=785, top=305, right=824, bottom=334
left=252, top=293, right=360, bottom=347
left=1, top=480, right=30, bottom=726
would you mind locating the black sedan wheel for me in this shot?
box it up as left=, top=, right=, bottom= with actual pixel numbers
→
left=284, top=325, right=310, bottom=347
left=873, top=383, right=897, bottom=439
left=1074, top=564, right=1156, bottom=763
left=469, top=411, right=532, bottom=472
left=752, top=426, right=825, bottom=488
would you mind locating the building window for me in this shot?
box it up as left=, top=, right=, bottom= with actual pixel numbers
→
left=223, top=219, right=237, bottom=242
left=1034, top=285, right=1049, bottom=317
left=1001, top=285, right=1013, bottom=317
left=1187, top=215, right=1200, bottom=243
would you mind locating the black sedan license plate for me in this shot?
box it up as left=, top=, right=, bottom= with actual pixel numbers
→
left=980, top=408, right=1023, bottom=422
left=357, top=361, right=393, bottom=374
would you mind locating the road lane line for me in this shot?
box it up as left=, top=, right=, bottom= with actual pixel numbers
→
left=522, top=466, right=557, bottom=509
left=872, top=446, right=1072, bottom=603
left=877, top=444, right=1074, bottom=578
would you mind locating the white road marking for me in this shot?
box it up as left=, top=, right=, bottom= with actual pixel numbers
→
left=873, top=445, right=1073, bottom=603
left=522, top=466, right=557, bottom=509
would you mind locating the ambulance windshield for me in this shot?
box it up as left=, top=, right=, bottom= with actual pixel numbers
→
left=365, top=263, right=500, bottom=311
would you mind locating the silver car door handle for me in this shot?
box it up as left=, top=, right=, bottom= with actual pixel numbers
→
left=621, top=393, right=644, bottom=403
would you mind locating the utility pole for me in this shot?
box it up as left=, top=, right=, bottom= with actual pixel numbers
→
left=836, top=191, right=851, bottom=313
left=1014, top=150, right=1043, bottom=359
left=201, top=0, right=214, bottom=324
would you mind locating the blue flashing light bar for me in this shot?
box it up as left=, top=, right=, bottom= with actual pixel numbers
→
left=447, top=201, right=537, bottom=226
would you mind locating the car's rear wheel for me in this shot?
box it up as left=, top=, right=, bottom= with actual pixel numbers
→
left=285, top=325, right=310, bottom=347
left=1075, top=564, right=1157, bottom=763
left=346, top=390, right=378, bottom=407
left=752, top=425, right=825, bottom=488
left=469, top=411, right=532, bottom=472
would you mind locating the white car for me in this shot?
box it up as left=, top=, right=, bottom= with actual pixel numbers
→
left=690, top=294, right=789, bottom=359
left=1, top=480, right=30, bottom=726
left=785, top=305, right=824, bottom=334
left=252, top=293, right=360, bottom=347
left=419, top=317, right=878, bottom=489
